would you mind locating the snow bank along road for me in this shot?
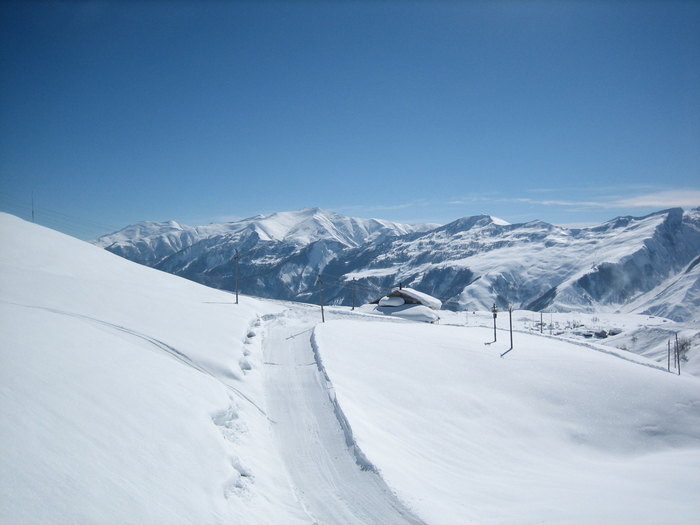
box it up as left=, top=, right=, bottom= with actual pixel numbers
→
left=262, top=307, right=426, bottom=525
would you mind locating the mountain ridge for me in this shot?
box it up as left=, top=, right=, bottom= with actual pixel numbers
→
left=91, top=207, right=700, bottom=321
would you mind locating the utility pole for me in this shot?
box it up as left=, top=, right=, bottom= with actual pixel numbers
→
left=667, top=339, right=671, bottom=372
left=540, top=311, right=543, bottom=334
left=234, top=249, right=239, bottom=304
left=673, top=335, right=678, bottom=370
left=675, top=333, right=681, bottom=375
left=500, top=306, right=515, bottom=358
left=509, top=306, right=513, bottom=350
left=318, top=275, right=325, bottom=323
left=351, top=278, right=356, bottom=310
left=492, top=303, right=498, bottom=342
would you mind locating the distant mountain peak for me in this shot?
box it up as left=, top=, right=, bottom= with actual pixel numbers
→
left=490, top=216, right=510, bottom=226
left=435, top=214, right=510, bottom=235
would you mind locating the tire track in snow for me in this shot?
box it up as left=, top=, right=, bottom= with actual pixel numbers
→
left=262, top=309, right=426, bottom=525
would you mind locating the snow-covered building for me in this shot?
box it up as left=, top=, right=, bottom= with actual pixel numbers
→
left=360, top=286, right=442, bottom=323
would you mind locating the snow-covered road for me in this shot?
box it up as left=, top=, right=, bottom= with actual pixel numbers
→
left=262, top=308, right=426, bottom=525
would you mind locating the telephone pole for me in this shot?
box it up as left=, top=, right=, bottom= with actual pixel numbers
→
left=234, top=249, right=239, bottom=304
left=492, top=303, right=498, bottom=342
left=351, top=277, right=356, bottom=310
left=500, top=305, right=516, bottom=358
left=509, top=306, right=513, bottom=350
left=318, top=275, right=325, bottom=323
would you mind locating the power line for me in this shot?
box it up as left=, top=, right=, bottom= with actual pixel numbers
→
left=0, top=195, right=123, bottom=239
left=319, top=271, right=385, bottom=295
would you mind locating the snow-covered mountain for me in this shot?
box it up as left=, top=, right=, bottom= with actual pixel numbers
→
left=93, top=208, right=434, bottom=260
left=93, top=207, right=700, bottom=321
left=92, top=208, right=437, bottom=301
left=326, top=207, right=700, bottom=320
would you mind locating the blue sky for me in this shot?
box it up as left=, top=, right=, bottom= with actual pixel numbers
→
left=1, top=1, right=699, bottom=240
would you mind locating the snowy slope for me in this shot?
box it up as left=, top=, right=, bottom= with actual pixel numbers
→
left=0, top=213, right=310, bottom=524
left=624, top=253, right=700, bottom=323
left=315, top=317, right=700, bottom=525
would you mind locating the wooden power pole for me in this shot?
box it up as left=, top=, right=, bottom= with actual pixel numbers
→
left=234, top=249, right=239, bottom=304
left=492, top=303, right=498, bottom=342
left=318, top=275, right=325, bottom=323
left=509, top=306, right=513, bottom=350
left=351, top=277, right=356, bottom=310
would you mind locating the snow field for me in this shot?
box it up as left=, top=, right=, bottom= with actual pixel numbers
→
left=0, top=213, right=306, bottom=524
left=440, top=309, right=700, bottom=377
left=315, top=318, right=700, bottom=524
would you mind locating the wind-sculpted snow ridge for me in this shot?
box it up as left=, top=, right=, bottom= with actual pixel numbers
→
left=93, top=207, right=700, bottom=321
left=309, top=330, right=376, bottom=473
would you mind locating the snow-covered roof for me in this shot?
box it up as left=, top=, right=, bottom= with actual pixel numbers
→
left=389, top=287, right=442, bottom=310
left=358, top=303, right=440, bottom=323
